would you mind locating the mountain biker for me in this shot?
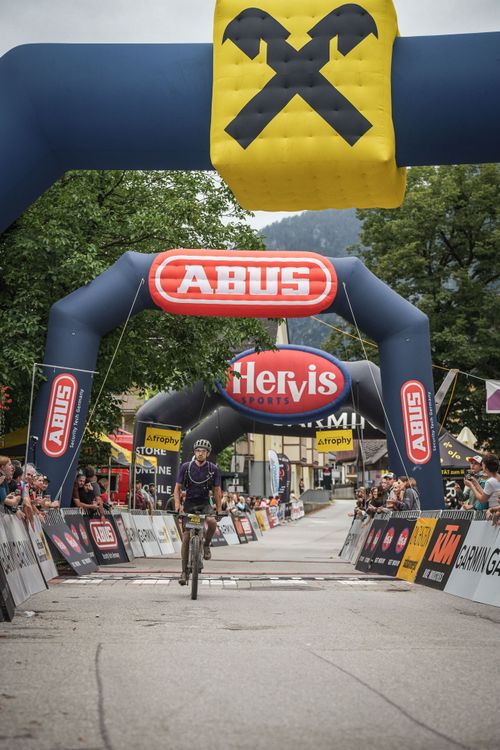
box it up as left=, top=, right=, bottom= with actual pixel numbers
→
left=174, top=439, right=222, bottom=586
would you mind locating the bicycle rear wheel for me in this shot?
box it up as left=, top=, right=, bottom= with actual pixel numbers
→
left=190, top=535, right=200, bottom=600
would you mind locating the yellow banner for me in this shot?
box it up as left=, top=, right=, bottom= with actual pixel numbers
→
left=397, top=518, right=438, bottom=583
left=211, top=0, right=405, bottom=210
left=144, top=427, right=181, bottom=452
left=316, top=429, right=353, bottom=452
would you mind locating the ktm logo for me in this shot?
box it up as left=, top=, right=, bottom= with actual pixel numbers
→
left=428, top=524, right=463, bottom=566
left=401, top=380, right=432, bottom=464
left=223, top=4, right=378, bottom=148
left=42, top=374, right=78, bottom=458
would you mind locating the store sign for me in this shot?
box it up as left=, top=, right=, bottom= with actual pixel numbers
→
left=149, top=249, right=336, bottom=317
left=218, top=346, right=351, bottom=423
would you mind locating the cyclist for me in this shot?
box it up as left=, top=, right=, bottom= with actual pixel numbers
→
left=174, top=438, right=222, bottom=586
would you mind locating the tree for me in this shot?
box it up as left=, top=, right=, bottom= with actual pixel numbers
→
left=0, top=170, right=276, bottom=457
left=324, top=165, right=500, bottom=449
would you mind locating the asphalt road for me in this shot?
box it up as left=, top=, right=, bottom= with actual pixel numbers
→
left=1, top=502, right=499, bottom=750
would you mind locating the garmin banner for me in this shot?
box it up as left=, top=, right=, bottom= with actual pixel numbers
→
left=339, top=519, right=363, bottom=562
left=119, top=512, right=145, bottom=558
left=134, top=421, right=181, bottom=509
left=445, top=521, right=500, bottom=605
left=218, top=515, right=240, bottom=545
left=131, top=512, right=162, bottom=557
left=0, top=554, right=16, bottom=621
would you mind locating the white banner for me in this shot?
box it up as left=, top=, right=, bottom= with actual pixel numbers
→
left=351, top=519, right=374, bottom=566
left=248, top=511, right=262, bottom=538
left=131, top=513, right=162, bottom=557
left=218, top=516, right=240, bottom=545
left=119, top=512, right=145, bottom=558
left=151, top=515, right=175, bottom=555
left=163, top=514, right=182, bottom=553
left=0, top=515, right=46, bottom=605
left=472, top=524, right=500, bottom=607
left=445, top=521, right=499, bottom=601
left=339, top=518, right=363, bottom=561
left=268, top=449, right=280, bottom=497
left=27, top=516, right=58, bottom=583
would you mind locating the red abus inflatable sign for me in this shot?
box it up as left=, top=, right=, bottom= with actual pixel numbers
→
left=401, top=380, right=432, bottom=464
left=148, top=249, right=336, bottom=317
left=42, top=373, right=78, bottom=458
left=218, top=346, right=351, bottom=423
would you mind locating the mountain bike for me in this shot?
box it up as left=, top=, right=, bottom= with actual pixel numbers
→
left=174, top=511, right=226, bottom=600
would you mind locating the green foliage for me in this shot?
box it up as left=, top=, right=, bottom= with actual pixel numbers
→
left=0, top=170, right=276, bottom=454
left=324, top=165, right=500, bottom=449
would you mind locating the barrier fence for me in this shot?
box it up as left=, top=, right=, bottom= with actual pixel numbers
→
left=0, top=503, right=304, bottom=620
left=340, top=510, right=500, bottom=608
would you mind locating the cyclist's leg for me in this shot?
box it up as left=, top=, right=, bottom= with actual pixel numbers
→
left=204, top=517, right=217, bottom=546
left=179, top=524, right=190, bottom=585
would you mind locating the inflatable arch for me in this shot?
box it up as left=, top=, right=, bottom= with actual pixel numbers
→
left=29, top=251, right=441, bottom=508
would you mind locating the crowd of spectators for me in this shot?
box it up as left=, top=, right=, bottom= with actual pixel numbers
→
left=350, top=453, right=500, bottom=524
left=0, top=455, right=59, bottom=523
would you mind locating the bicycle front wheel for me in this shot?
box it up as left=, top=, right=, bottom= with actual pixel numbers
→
left=190, top=535, right=200, bottom=600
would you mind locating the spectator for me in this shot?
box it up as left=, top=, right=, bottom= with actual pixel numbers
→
left=395, top=476, right=421, bottom=511
left=462, top=455, right=487, bottom=510
left=148, top=484, right=158, bottom=509
left=0, top=455, right=14, bottom=509
left=133, top=479, right=147, bottom=511
left=299, top=478, right=305, bottom=494
left=465, top=455, right=500, bottom=511
left=72, top=471, right=103, bottom=515
left=141, top=482, right=155, bottom=513
left=32, top=472, right=59, bottom=511
left=367, top=482, right=387, bottom=517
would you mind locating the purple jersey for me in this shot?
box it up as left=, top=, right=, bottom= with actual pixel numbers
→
left=177, top=459, right=221, bottom=507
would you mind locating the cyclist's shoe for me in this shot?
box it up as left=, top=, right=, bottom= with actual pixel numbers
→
left=203, top=545, right=212, bottom=560
left=178, top=571, right=188, bottom=586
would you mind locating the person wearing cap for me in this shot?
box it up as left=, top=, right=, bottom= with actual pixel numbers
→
left=462, top=455, right=487, bottom=510
left=174, top=439, right=222, bottom=585
left=465, top=454, right=500, bottom=512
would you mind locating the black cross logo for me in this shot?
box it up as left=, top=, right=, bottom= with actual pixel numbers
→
left=222, top=4, right=378, bottom=149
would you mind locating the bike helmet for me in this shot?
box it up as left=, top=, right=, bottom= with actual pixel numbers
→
left=193, top=438, right=212, bottom=452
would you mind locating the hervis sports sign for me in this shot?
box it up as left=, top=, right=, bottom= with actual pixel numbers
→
left=148, top=249, right=336, bottom=317
left=218, top=346, right=351, bottom=423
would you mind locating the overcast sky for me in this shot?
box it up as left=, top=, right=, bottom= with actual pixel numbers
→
left=1, top=0, right=499, bottom=229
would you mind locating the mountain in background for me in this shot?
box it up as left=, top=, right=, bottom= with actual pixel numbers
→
left=260, top=209, right=362, bottom=349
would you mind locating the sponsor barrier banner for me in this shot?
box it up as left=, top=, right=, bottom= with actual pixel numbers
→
left=27, top=516, right=58, bottom=583
left=62, top=509, right=97, bottom=564
left=42, top=513, right=97, bottom=576
left=0, top=551, right=16, bottom=621
left=119, top=511, right=145, bottom=558
left=247, top=511, right=262, bottom=538
left=131, top=512, right=162, bottom=557
left=210, top=523, right=228, bottom=548
left=445, top=521, right=500, bottom=602
left=397, top=518, right=438, bottom=583
left=218, top=515, right=240, bottom=546
left=369, top=519, right=417, bottom=577
left=472, top=525, right=500, bottom=607
left=231, top=513, right=248, bottom=544
left=415, top=518, right=471, bottom=590
left=81, top=515, right=130, bottom=565
left=163, top=513, right=182, bottom=553
left=339, top=519, right=362, bottom=562
left=351, top=519, right=374, bottom=565
left=355, top=519, right=389, bottom=572
left=268, top=506, right=280, bottom=528
left=239, top=514, right=257, bottom=541
left=112, top=513, right=135, bottom=561
left=255, top=509, right=269, bottom=531
left=0, top=514, right=46, bottom=605
left=151, top=515, right=175, bottom=555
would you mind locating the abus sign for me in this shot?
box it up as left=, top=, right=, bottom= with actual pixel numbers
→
left=89, top=520, right=118, bottom=550
left=42, top=373, right=78, bottom=458
left=401, top=380, right=432, bottom=464
left=218, top=346, right=350, bottom=423
left=148, top=249, right=336, bottom=317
